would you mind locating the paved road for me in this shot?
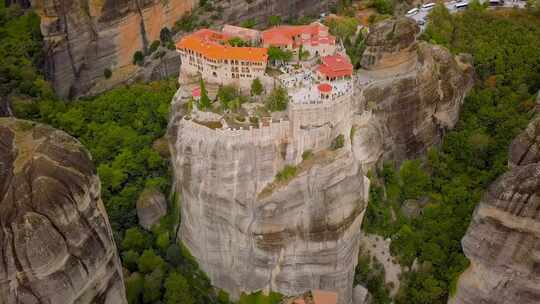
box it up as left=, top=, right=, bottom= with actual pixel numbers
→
left=407, top=0, right=528, bottom=31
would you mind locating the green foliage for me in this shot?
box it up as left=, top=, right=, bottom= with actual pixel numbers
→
left=138, top=249, right=166, bottom=274
left=126, top=273, right=145, bottom=304
left=325, top=16, right=358, bottom=42
left=399, top=160, right=431, bottom=200
left=354, top=252, right=392, bottom=304
left=251, top=78, right=264, bottom=96
left=164, top=272, right=195, bottom=304
left=228, top=37, right=249, bottom=47
left=199, top=78, right=212, bottom=110
left=0, top=3, right=52, bottom=106
left=363, top=10, right=540, bottom=303
left=122, top=250, right=140, bottom=272
left=268, top=15, right=281, bottom=26
left=143, top=268, right=165, bottom=303
left=240, top=19, right=257, bottom=29
left=174, top=12, right=199, bottom=33
left=217, top=85, right=243, bottom=109
left=331, top=134, right=345, bottom=150
left=122, top=227, right=151, bottom=252
left=275, top=165, right=297, bottom=182
left=302, top=150, right=314, bottom=160
left=160, top=27, right=172, bottom=44
left=267, top=46, right=293, bottom=63
left=149, top=40, right=160, bottom=54
left=133, top=51, right=145, bottom=66
left=104, top=68, right=112, bottom=79
left=265, top=86, right=289, bottom=112
left=237, top=291, right=283, bottom=304
left=372, top=0, right=394, bottom=15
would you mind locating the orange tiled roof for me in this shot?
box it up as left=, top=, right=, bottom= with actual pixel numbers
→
left=177, top=29, right=268, bottom=62
left=262, top=22, right=336, bottom=47
left=312, top=290, right=338, bottom=304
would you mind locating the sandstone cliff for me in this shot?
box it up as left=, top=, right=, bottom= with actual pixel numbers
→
left=0, top=118, right=127, bottom=304
left=352, top=17, right=474, bottom=164
left=33, top=0, right=197, bottom=98
left=450, top=109, right=540, bottom=304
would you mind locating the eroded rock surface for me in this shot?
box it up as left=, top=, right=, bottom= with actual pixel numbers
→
left=352, top=17, right=474, bottom=163
left=33, top=0, right=197, bottom=98
left=137, top=187, right=168, bottom=230
left=450, top=110, right=540, bottom=304
left=0, top=118, right=126, bottom=304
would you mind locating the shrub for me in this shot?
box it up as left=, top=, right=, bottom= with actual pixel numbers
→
left=276, top=165, right=297, bottom=182
left=265, top=86, right=289, bottom=112
left=160, top=27, right=172, bottom=44
left=251, top=78, right=264, bottom=96
left=149, top=40, right=160, bottom=54
left=133, top=51, right=145, bottom=66
left=241, top=19, right=257, bottom=28
left=103, top=68, right=112, bottom=79
left=372, top=0, right=394, bottom=15
left=302, top=150, right=314, bottom=160
left=331, top=134, right=345, bottom=150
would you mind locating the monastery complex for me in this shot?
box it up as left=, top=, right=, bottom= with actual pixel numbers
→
left=175, top=21, right=359, bottom=168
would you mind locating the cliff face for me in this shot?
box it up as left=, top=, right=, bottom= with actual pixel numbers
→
left=168, top=17, right=473, bottom=304
left=0, top=118, right=127, bottom=304
left=450, top=111, right=540, bottom=304
left=352, top=17, right=474, bottom=164
left=169, top=109, right=369, bottom=303
left=33, top=0, right=197, bottom=98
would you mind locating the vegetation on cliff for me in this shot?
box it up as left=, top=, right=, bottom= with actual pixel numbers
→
left=361, top=8, right=540, bottom=304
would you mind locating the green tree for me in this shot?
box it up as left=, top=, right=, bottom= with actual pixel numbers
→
left=126, top=273, right=144, bottom=304
left=199, top=78, right=211, bottom=110
left=160, top=27, right=172, bottom=44
left=240, top=19, right=257, bottom=28
left=133, top=51, right=144, bottom=66
left=138, top=249, right=166, bottom=273
left=268, top=15, right=281, bottom=26
left=143, top=268, right=164, bottom=303
left=265, top=86, right=289, bottom=111
left=399, top=160, right=430, bottom=200
left=424, top=4, right=454, bottom=46
left=228, top=37, right=248, bottom=47
left=122, top=250, right=140, bottom=272
left=251, top=78, right=264, bottom=96
left=267, top=46, right=293, bottom=63
left=372, top=0, right=394, bottom=15
left=164, top=272, right=194, bottom=304
left=122, top=227, right=150, bottom=252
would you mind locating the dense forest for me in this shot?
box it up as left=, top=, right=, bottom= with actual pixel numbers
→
left=361, top=6, right=540, bottom=304
left=2, top=0, right=540, bottom=303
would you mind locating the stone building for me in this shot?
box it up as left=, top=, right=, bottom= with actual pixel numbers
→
left=262, top=22, right=337, bottom=58
left=176, top=29, right=268, bottom=88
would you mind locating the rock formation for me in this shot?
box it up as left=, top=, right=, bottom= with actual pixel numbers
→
left=450, top=109, right=540, bottom=304
left=0, top=118, right=127, bottom=304
left=136, top=187, right=168, bottom=230
left=168, top=17, right=473, bottom=304
left=352, top=17, right=474, bottom=163
left=32, top=0, right=197, bottom=98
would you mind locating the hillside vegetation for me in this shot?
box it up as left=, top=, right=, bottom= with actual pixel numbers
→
left=362, top=7, right=540, bottom=304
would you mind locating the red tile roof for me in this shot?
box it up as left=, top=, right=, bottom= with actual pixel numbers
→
left=262, top=22, right=336, bottom=48
left=318, top=83, right=332, bottom=93
left=318, top=54, right=353, bottom=78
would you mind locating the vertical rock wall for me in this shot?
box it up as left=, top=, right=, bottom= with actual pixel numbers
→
left=0, top=118, right=127, bottom=304
left=450, top=112, right=540, bottom=304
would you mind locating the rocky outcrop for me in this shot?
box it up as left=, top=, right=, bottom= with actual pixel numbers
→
left=0, top=118, right=127, bottom=304
left=169, top=110, right=370, bottom=303
left=136, top=187, right=168, bottom=230
left=450, top=111, right=540, bottom=304
left=168, top=17, right=473, bottom=304
left=352, top=17, right=474, bottom=163
left=33, top=0, right=197, bottom=98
